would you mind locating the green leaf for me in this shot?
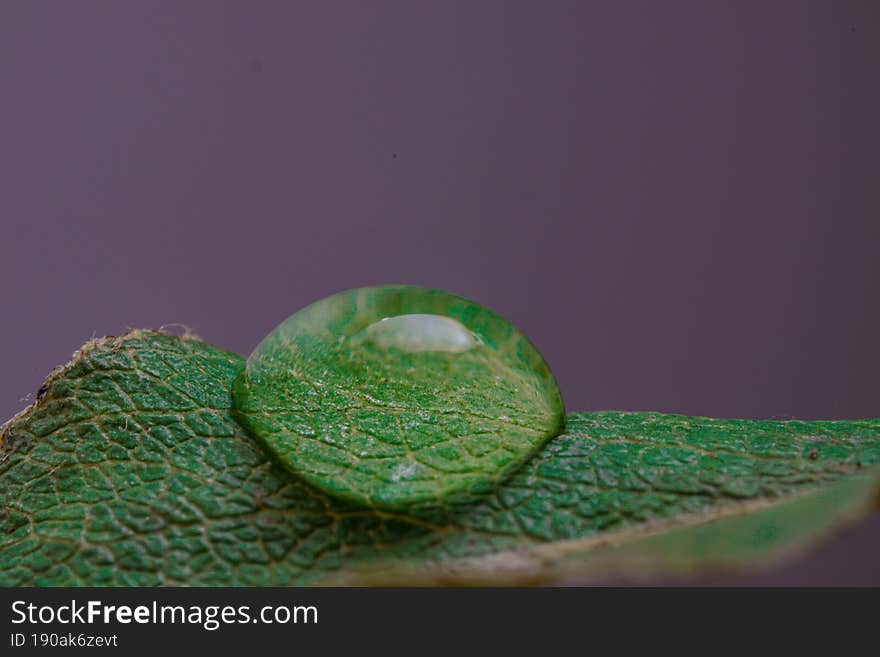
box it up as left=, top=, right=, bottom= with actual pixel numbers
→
left=232, top=285, right=565, bottom=511
left=1, top=330, right=878, bottom=586
left=553, top=469, right=880, bottom=583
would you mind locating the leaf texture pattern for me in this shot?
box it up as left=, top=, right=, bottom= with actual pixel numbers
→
left=1, top=331, right=877, bottom=585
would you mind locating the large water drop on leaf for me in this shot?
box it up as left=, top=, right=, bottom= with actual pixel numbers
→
left=232, top=285, right=565, bottom=510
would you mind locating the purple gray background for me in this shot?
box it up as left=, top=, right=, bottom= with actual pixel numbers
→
left=1, top=1, right=878, bottom=584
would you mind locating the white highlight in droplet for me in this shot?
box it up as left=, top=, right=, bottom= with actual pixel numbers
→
left=356, top=314, right=480, bottom=353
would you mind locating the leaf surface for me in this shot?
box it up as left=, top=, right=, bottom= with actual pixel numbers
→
left=1, top=330, right=877, bottom=585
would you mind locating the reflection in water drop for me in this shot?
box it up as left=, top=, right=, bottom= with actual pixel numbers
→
left=354, top=313, right=480, bottom=353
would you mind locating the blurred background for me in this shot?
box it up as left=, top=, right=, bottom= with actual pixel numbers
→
left=1, top=1, right=878, bottom=584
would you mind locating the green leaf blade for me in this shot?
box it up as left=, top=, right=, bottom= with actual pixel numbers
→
left=1, top=330, right=877, bottom=586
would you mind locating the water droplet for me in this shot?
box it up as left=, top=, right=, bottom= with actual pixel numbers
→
left=233, top=285, right=565, bottom=510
